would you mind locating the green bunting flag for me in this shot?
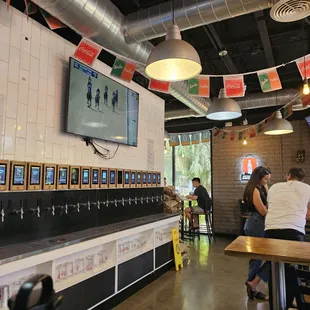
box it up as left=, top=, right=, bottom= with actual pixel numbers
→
left=188, top=77, right=210, bottom=97
left=111, top=58, right=136, bottom=82
left=238, top=131, right=244, bottom=141
left=221, top=132, right=227, bottom=140
left=257, top=122, right=264, bottom=134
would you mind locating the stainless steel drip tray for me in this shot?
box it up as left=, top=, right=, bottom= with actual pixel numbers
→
left=0, top=213, right=177, bottom=265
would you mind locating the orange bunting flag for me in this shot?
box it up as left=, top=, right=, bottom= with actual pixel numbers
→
left=249, top=128, right=256, bottom=138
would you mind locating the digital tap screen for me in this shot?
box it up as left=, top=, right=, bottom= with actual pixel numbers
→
left=148, top=173, right=151, bottom=184
left=30, top=166, right=40, bottom=185
left=118, top=171, right=123, bottom=185
left=131, top=172, right=136, bottom=184
left=13, top=165, right=25, bottom=185
left=82, top=169, right=89, bottom=185
left=125, top=172, right=130, bottom=184
left=153, top=173, right=156, bottom=184
left=157, top=173, right=161, bottom=185
left=137, top=172, right=141, bottom=184
left=92, top=169, right=99, bottom=184
left=0, top=164, right=7, bottom=185
left=143, top=172, right=147, bottom=184
left=71, top=168, right=79, bottom=185
left=101, top=170, right=107, bottom=185
left=59, top=168, right=68, bottom=185
left=45, top=167, right=55, bottom=185
left=110, top=170, right=115, bottom=185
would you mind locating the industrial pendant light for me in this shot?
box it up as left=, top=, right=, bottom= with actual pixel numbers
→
left=206, top=89, right=242, bottom=121
left=264, top=110, right=293, bottom=135
left=145, top=0, right=202, bottom=82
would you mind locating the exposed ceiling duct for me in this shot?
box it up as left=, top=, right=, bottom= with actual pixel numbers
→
left=124, top=0, right=274, bottom=44
left=165, top=89, right=303, bottom=120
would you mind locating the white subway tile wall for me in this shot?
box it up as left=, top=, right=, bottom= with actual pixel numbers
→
left=0, top=4, right=164, bottom=173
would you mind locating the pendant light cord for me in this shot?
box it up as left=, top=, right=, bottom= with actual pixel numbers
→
left=303, top=20, right=307, bottom=79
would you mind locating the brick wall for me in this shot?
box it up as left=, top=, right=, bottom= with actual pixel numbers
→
left=212, top=120, right=310, bottom=235
left=0, top=3, right=164, bottom=175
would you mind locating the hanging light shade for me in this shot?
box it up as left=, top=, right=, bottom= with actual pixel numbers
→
left=264, top=111, right=293, bottom=135
left=206, top=89, right=242, bottom=121
left=145, top=24, right=202, bottom=82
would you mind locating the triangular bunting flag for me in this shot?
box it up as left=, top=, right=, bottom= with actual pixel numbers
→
left=257, top=122, right=265, bottom=134
left=73, top=38, right=102, bottom=67
left=296, top=54, right=310, bottom=80
left=250, top=128, right=256, bottom=138
left=169, top=134, right=179, bottom=147
left=283, top=104, right=293, bottom=119
left=149, top=79, right=170, bottom=93
left=25, top=2, right=38, bottom=15
left=224, top=75, right=245, bottom=98
left=111, top=58, right=136, bottom=82
left=40, top=8, right=66, bottom=30
left=221, top=132, right=227, bottom=140
left=181, top=134, right=190, bottom=146
left=188, top=76, right=210, bottom=97
left=191, top=132, right=200, bottom=144
left=213, top=129, right=221, bottom=137
left=230, top=132, right=235, bottom=141
left=238, top=131, right=243, bottom=141
left=257, top=68, right=282, bottom=92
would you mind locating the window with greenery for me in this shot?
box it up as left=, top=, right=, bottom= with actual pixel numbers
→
left=164, top=142, right=173, bottom=186
left=174, top=143, right=212, bottom=196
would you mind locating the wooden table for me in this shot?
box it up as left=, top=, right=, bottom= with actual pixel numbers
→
left=225, top=236, right=310, bottom=310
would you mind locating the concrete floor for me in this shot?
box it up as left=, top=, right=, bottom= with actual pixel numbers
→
left=114, top=237, right=269, bottom=310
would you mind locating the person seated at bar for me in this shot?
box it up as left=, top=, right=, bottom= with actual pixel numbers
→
left=265, top=168, right=310, bottom=309
left=185, top=177, right=211, bottom=229
left=243, top=166, right=271, bottom=301
left=163, top=177, right=182, bottom=213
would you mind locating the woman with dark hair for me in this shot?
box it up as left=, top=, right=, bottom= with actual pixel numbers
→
left=243, top=166, right=271, bottom=300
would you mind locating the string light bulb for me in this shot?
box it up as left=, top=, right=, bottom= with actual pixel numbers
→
left=243, top=137, right=247, bottom=145
left=303, top=78, right=310, bottom=95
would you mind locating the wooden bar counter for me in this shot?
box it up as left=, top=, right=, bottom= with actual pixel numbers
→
left=225, top=236, right=310, bottom=310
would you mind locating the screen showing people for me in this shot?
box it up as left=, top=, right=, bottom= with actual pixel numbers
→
left=82, top=169, right=90, bottom=185
left=71, top=168, right=79, bottom=185
left=45, top=167, right=55, bottom=185
left=101, top=170, right=108, bottom=185
left=67, top=58, right=139, bottom=146
left=59, top=168, right=68, bottom=185
left=30, top=166, right=41, bottom=185
left=0, top=164, right=7, bottom=185
left=92, top=169, right=99, bottom=185
left=13, top=165, right=25, bottom=185
left=110, top=170, right=116, bottom=185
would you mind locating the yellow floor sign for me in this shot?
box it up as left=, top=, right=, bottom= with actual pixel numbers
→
left=171, top=228, right=183, bottom=271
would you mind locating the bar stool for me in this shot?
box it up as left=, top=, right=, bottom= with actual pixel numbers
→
left=205, top=208, right=215, bottom=243
left=189, top=209, right=205, bottom=240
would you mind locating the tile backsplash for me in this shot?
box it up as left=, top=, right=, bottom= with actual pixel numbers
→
left=0, top=3, right=164, bottom=173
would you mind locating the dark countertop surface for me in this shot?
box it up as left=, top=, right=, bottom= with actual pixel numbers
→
left=0, top=213, right=179, bottom=265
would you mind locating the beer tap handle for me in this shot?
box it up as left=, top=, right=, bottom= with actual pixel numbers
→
left=87, top=200, right=91, bottom=211
left=1, top=202, right=4, bottom=222
left=36, top=200, right=41, bottom=218
left=20, top=200, right=24, bottom=220
left=114, top=199, right=117, bottom=207
left=97, top=200, right=100, bottom=210
left=121, top=198, right=125, bottom=206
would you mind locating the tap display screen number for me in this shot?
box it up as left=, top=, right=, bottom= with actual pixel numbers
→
left=137, top=172, right=141, bottom=184
left=71, top=168, right=79, bottom=185
left=0, top=164, right=7, bottom=185
left=30, top=166, right=40, bottom=185
left=59, top=168, right=68, bottom=185
left=45, top=167, right=55, bottom=185
left=125, top=172, right=130, bottom=184
left=148, top=173, right=151, bottom=184
left=13, top=166, right=25, bottom=185
left=131, top=172, right=136, bottom=184
left=157, top=173, right=161, bottom=185
left=82, top=169, right=89, bottom=185
left=110, top=171, right=115, bottom=184
left=101, top=170, right=107, bottom=184
left=92, top=169, right=99, bottom=184
left=153, top=173, right=156, bottom=184
left=143, top=173, right=147, bottom=184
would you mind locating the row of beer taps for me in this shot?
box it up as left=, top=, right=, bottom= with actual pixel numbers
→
left=0, top=193, right=164, bottom=221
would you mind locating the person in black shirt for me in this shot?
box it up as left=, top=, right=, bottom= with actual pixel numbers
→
left=186, top=177, right=211, bottom=229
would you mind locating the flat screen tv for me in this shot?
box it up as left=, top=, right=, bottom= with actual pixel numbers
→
left=66, top=58, right=139, bottom=147
left=305, top=115, right=310, bottom=127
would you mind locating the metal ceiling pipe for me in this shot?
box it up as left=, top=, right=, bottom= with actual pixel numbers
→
left=124, top=0, right=273, bottom=44
left=30, top=0, right=210, bottom=115
left=165, top=89, right=302, bottom=120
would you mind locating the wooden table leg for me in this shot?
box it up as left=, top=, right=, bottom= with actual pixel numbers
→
left=271, top=262, right=286, bottom=310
